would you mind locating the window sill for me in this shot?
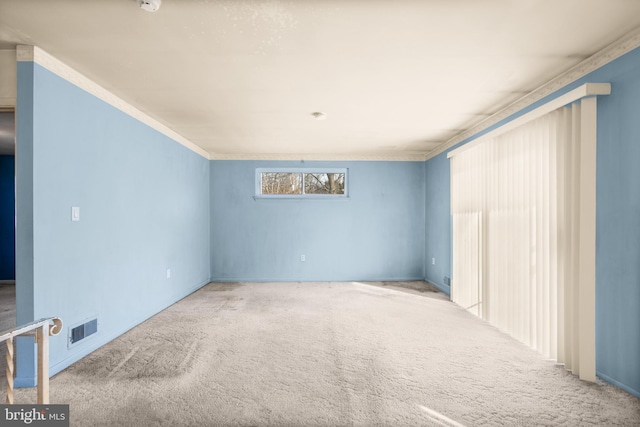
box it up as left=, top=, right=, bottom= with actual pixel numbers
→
left=253, top=195, right=351, bottom=201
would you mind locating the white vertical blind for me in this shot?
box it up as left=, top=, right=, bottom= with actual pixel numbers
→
left=450, top=87, right=603, bottom=381
left=452, top=212, right=481, bottom=316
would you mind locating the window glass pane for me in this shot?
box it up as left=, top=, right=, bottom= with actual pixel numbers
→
left=304, top=173, right=345, bottom=194
left=261, top=172, right=302, bottom=194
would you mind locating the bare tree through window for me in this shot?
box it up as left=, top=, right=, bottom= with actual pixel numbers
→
left=261, top=172, right=302, bottom=194
left=258, top=169, right=347, bottom=196
left=304, top=173, right=345, bottom=194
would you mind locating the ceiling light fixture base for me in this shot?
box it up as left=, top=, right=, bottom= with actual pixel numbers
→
left=138, top=0, right=161, bottom=12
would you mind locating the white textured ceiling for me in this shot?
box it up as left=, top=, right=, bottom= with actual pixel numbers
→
left=1, top=0, right=640, bottom=159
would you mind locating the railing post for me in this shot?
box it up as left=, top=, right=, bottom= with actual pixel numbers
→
left=36, top=324, right=49, bottom=404
left=6, top=338, right=13, bottom=404
left=1, top=317, right=62, bottom=405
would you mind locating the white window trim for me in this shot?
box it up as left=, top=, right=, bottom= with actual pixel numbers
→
left=255, top=168, right=349, bottom=199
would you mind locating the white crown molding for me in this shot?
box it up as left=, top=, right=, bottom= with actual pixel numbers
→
left=209, top=152, right=426, bottom=162
left=425, top=25, right=640, bottom=161
left=16, top=45, right=210, bottom=160
left=15, top=46, right=33, bottom=62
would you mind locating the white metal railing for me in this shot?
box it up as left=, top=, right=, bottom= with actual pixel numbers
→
left=0, top=317, right=63, bottom=404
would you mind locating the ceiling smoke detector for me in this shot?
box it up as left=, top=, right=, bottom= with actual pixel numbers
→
left=311, top=112, right=327, bottom=120
left=138, top=0, right=161, bottom=12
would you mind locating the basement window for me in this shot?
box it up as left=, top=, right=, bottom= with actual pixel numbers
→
left=256, top=168, right=348, bottom=198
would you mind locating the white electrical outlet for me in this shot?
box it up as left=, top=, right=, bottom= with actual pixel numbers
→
left=166, top=269, right=171, bottom=279
left=71, top=206, right=80, bottom=221
left=432, top=257, right=436, bottom=265
left=301, top=254, right=306, bottom=262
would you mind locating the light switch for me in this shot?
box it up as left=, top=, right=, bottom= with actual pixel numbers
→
left=71, top=206, right=80, bottom=222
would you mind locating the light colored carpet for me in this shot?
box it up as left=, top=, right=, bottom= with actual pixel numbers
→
left=2, top=281, right=639, bottom=426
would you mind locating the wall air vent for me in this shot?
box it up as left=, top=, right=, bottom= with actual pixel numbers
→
left=69, top=318, right=98, bottom=346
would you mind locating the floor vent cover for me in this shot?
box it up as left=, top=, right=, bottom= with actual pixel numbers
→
left=70, top=318, right=98, bottom=344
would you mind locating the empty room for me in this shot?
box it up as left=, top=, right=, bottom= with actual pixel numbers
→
left=0, top=0, right=639, bottom=426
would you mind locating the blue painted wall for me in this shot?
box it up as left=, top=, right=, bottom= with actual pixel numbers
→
left=211, top=160, right=425, bottom=282
left=15, top=62, right=210, bottom=385
left=0, top=155, right=15, bottom=280
left=423, top=46, right=640, bottom=397
left=423, top=152, right=450, bottom=294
